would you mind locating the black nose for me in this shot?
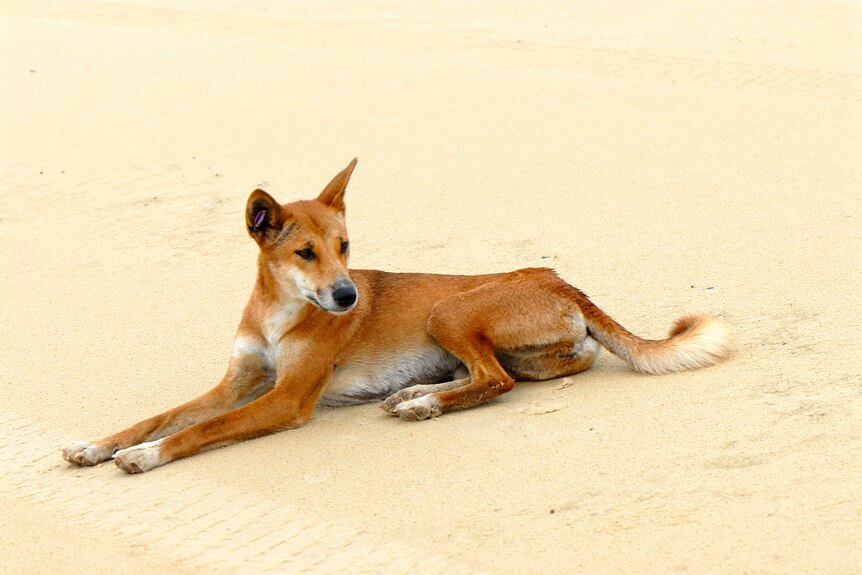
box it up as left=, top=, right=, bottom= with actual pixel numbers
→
left=332, top=284, right=357, bottom=308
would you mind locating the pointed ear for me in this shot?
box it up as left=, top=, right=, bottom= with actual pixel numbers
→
left=316, top=158, right=357, bottom=214
left=246, top=189, right=286, bottom=246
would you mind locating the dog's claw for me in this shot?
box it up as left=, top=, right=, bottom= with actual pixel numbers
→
left=61, top=441, right=111, bottom=466
left=381, top=385, right=436, bottom=414
left=115, top=458, right=141, bottom=474
left=113, top=440, right=164, bottom=474
left=392, top=396, right=441, bottom=421
left=397, top=406, right=428, bottom=421
left=381, top=394, right=412, bottom=414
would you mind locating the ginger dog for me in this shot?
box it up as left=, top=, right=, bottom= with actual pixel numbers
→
left=62, top=159, right=730, bottom=473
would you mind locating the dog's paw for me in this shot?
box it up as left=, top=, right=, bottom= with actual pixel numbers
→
left=114, top=439, right=165, bottom=474
left=61, top=441, right=112, bottom=466
left=392, top=396, right=442, bottom=421
left=381, top=385, right=434, bottom=414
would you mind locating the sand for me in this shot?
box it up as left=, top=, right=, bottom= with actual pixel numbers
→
left=1, top=0, right=860, bottom=573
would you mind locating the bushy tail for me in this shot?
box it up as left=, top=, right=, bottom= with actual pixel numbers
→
left=572, top=289, right=731, bottom=374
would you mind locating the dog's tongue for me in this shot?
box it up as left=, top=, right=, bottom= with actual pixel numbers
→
left=253, top=210, right=266, bottom=229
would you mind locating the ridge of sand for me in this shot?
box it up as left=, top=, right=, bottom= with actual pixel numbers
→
left=1, top=413, right=478, bottom=574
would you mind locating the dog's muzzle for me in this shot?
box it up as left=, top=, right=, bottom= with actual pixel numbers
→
left=312, top=279, right=358, bottom=314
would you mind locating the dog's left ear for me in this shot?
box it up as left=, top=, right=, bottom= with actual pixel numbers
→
left=317, top=157, right=357, bottom=214
left=246, top=189, right=286, bottom=246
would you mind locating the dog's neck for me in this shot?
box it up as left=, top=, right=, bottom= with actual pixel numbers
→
left=253, top=254, right=311, bottom=318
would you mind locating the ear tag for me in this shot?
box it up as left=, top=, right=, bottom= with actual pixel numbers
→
left=252, top=209, right=266, bottom=230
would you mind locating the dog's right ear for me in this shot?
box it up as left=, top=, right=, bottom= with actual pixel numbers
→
left=246, top=189, right=286, bottom=246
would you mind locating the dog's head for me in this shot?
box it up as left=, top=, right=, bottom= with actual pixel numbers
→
left=246, top=159, right=358, bottom=314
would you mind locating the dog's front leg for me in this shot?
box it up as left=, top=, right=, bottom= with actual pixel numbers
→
left=113, top=363, right=331, bottom=473
left=62, top=335, right=274, bottom=466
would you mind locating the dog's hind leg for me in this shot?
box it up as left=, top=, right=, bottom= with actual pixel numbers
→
left=391, top=268, right=589, bottom=421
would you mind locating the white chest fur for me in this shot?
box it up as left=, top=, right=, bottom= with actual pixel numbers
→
left=232, top=298, right=307, bottom=371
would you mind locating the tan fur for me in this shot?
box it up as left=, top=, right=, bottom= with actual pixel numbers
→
left=61, top=159, right=731, bottom=473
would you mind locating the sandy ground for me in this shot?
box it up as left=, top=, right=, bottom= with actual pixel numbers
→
left=1, top=0, right=860, bottom=573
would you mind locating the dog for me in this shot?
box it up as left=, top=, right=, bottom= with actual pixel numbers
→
left=62, top=159, right=730, bottom=473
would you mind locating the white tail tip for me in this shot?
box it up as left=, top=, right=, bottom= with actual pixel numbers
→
left=633, top=314, right=732, bottom=374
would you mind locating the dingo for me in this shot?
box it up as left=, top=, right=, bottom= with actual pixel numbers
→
left=62, top=159, right=730, bottom=473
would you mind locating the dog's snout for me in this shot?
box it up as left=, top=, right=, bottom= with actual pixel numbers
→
left=332, top=284, right=357, bottom=308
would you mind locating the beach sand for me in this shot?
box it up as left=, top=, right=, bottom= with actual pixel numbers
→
left=1, top=1, right=860, bottom=572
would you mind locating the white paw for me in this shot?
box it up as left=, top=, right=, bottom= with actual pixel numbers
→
left=114, top=439, right=165, bottom=474
left=392, top=396, right=441, bottom=421
left=61, top=440, right=112, bottom=466
left=381, top=385, right=434, bottom=413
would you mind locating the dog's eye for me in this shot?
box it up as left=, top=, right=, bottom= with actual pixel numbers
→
left=295, top=248, right=315, bottom=260
left=340, top=241, right=349, bottom=254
